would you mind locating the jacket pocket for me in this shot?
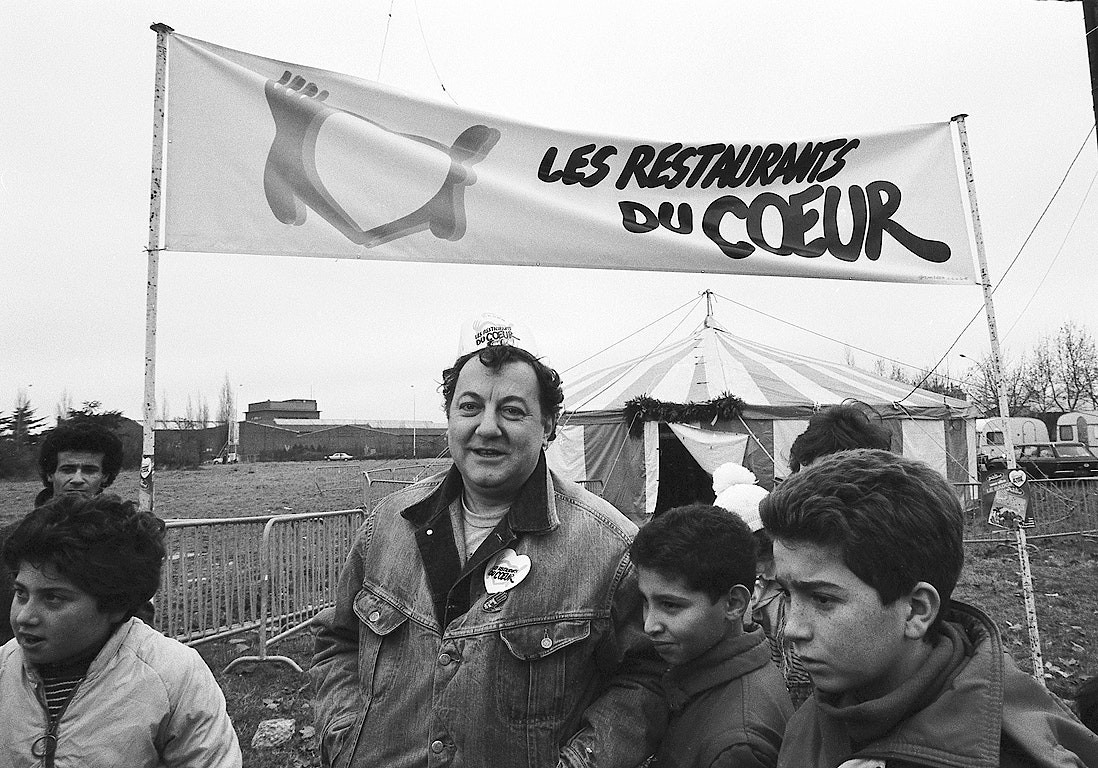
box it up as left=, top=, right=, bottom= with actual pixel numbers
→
left=323, top=710, right=362, bottom=768
left=353, top=589, right=410, bottom=704
left=496, top=619, right=593, bottom=725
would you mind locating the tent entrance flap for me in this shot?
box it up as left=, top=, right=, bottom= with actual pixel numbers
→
left=655, top=425, right=716, bottom=514
left=667, top=424, right=749, bottom=475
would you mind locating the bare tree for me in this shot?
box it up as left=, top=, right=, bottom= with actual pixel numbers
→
left=217, top=375, right=235, bottom=425
left=873, top=358, right=966, bottom=400
left=1025, top=321, right=1098, bottom=413
left=182, top=394, right=196, bottom=430
left=54, top=389, right=73, bottom=427
left=960, top=352, right=1040, bottom=417
left=196, top=394, right=210, bottom=428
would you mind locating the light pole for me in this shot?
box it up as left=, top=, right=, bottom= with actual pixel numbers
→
left=411, top=385, right=417, bottom=459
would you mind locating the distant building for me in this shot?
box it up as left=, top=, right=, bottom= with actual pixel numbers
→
left=246, top=399, right=321, bottom=423
left=238, top=402, right=447, bottom=461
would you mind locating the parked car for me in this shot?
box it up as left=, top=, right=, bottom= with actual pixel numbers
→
left=326, top=452, right=354, bottom=461
left=986, top=442, right=1098, bottom=479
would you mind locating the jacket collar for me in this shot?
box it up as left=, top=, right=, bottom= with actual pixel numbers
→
left=23, top=618, right=136, bottom=684
left=806, top=600, right=1001, bottom=768
left=663, top=625, right=772, bottom=710
left=400, top=454, right=559, bottom=534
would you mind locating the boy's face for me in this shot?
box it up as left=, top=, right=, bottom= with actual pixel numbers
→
left=637, top=567, right=733, bottom=666
left=10, top=561, right=124, bottom=666
left=773, top=538, right=917, bottom=700
left=49, top=450, right=107, bottom=497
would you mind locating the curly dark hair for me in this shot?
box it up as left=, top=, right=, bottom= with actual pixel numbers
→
left=631, top=503, right=757, bottom=602
left=4, top=493, right=165, bottom=619
left=37, top=423, right=125, bottom=489
left=788, top=402, right=892, bottom=473
left=440, top=344, right=564, bottom=439
left=760, top=448, right=964, bottom=635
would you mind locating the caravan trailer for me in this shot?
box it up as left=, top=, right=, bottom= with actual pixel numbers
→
left=1056, top=412, right=1098, bottom=450
left=976, top=417, right=1049, bottom=465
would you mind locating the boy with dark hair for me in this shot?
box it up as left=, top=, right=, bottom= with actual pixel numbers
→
left=1, top=423, right=130, bottom=646
left=761, top=449, right=1098, bottom=768
left=631, top=504, right=792, bottom=768
left=787, top=402, right=891, bottom=473
left=1, top=493, right=241, bottom=767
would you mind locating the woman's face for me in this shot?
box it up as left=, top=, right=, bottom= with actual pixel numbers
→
left=447, top=357, right=552, bottom=505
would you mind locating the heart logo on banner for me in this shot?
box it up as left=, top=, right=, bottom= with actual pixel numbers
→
left=484, top=548, right=531, bottom=594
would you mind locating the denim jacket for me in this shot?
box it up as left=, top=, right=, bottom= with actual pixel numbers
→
left=311, top=457, right=667, bottom=768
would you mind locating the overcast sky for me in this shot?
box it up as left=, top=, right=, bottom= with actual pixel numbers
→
left=2, top=0, right=1096, bottom=426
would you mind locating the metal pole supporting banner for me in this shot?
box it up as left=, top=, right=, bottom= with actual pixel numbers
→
left=952, top=114, right=1045, bottom=685
left=1084, top=0, right=1098, bottom=155
left=141, top=23, right=174, bottom=514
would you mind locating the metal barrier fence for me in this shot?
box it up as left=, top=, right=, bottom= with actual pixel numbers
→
left=159, top=515, right=271, bottom=645
left=313, top=463, right=369, bottom=505
left=158, top=477, right=1093, bottom=670
left=956, top=478, right=1098, bottom=542
left=364, top=460, right=451, bottom=508
left=223, top=508, right=365, bottom=672
left=158, top=508, right=364, bottom=670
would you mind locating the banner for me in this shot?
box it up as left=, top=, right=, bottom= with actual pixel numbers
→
left=163, top=33, right=976, bottom=284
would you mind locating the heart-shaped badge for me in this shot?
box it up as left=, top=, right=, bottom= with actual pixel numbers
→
left=484, top=548, right=531, bottom=594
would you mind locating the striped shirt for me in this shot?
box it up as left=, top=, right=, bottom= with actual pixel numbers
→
left=41, top=672, right=85, bottom=724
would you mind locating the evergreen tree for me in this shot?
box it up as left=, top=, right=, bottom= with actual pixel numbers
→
left=64, top=400, right=125, bottom=430
left=1, top=390, right=47, bottom=448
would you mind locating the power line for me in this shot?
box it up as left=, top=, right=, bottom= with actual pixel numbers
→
left=376, top=0, right=396, bottom=81
left=413, top=0, right=459, bottom=105
left=898, top=123, right=1097, bottom=401
left=1004, top=167, right=1098, bottom=338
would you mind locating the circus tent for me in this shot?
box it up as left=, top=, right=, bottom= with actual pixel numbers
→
left=546, top=313, right=977, bottom=523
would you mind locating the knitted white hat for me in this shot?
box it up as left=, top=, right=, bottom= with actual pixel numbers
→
left=712, top=462, right=768, bottom=532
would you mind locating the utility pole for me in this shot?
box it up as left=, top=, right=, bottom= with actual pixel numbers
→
left=1086, top=0, right=1098, bottom=152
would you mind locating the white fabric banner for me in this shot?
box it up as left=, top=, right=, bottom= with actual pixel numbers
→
left=545, top=425, right=587, bottom=481
left=901, top=419, right=948, bottom=478
left=162, top=33, right=976, bottom=285
left=668, top=424, right=749, bottom=475
left=772, top=418, right=810, bottom=480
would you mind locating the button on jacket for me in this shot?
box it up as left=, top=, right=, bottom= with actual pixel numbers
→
left=311, top=458, right=667, bottom=768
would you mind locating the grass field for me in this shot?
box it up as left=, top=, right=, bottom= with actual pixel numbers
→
left=0, top=458, right=447, bottom=524
left=2, top=463, right=1095, bottom=766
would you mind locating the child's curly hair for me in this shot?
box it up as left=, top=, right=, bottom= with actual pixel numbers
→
left=4, top=493, right=166, bottom=619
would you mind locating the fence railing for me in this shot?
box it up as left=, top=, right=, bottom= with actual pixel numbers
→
left=158, top=508, right=364, bottom=671
left=364, top=460, right=451, bottom=508
left=156, top=477, right=1093, bottom=670
left=955, top=477, right=1098, bottom=542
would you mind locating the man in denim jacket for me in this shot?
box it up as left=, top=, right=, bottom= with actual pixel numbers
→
left=311, top=316, right=667, bottom=768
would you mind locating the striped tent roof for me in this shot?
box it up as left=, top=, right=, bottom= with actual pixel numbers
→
left=563, top=323, right=972, bottom=417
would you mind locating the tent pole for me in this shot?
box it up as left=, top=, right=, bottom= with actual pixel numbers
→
left=140, top=23, right=173, bottom=514
left=952, top=114, right=1044, bottom=686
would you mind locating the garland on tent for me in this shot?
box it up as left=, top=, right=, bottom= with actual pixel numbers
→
left=623, top=393, right=745, bottom=436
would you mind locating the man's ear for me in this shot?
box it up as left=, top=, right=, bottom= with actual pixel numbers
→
left=903, top=581, right=941, bottom=640
left=541, top=414, right=558, bottom=448
left=723, top=584, right=753, bottom=623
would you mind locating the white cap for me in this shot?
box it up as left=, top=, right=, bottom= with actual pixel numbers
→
left=712, top=462, right=768, bottom=532
left=457, top=312, right=540, bottom=358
